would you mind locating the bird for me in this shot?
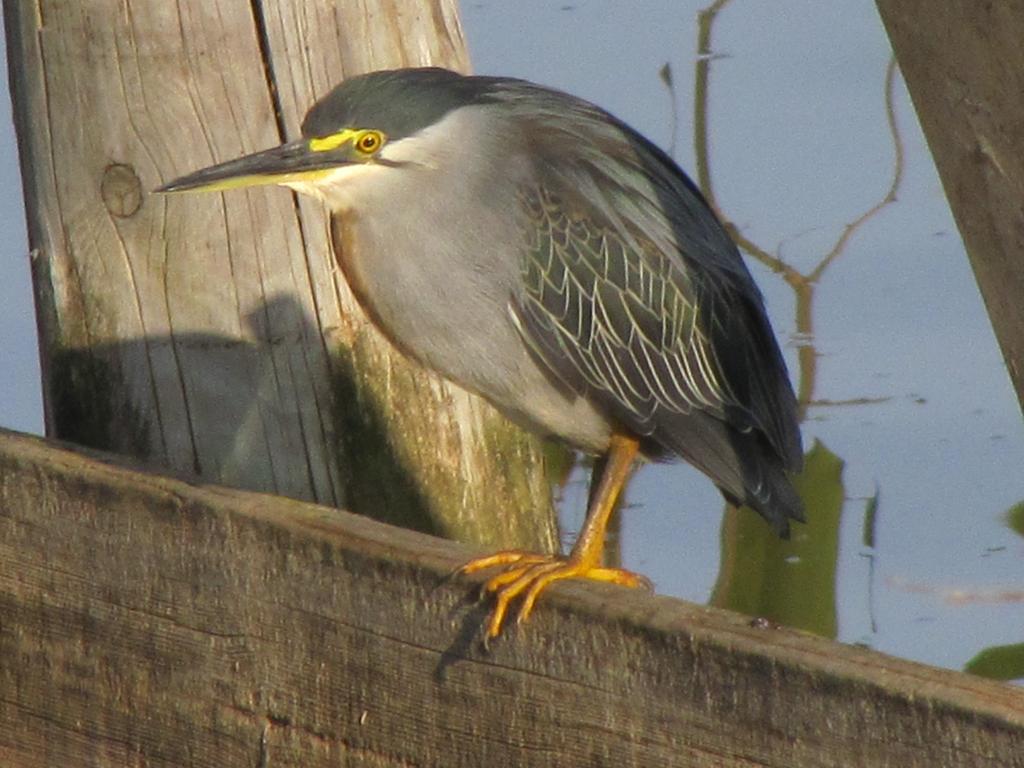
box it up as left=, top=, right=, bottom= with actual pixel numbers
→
left=158, top=67, right=804, bottom=638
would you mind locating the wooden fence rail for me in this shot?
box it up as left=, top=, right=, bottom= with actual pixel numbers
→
left=1, top=428, right=1022, bottom=767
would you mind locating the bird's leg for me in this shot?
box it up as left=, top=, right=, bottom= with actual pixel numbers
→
left=460, top=434, right=651, bottom=637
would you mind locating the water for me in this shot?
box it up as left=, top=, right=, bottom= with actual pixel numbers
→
left=0, top=0, right=1020, bottom=681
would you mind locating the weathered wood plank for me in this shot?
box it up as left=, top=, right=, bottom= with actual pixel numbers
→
left=1, top=428, right=1021, bottom=767
left=876, top=1, right=1024, bottom=414
left=3, top=0, right=557, bottom=548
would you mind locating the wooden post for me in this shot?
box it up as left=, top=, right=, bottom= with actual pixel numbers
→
left=876, top=1, right=1024, bottom=414
left=2, top=0, right=558, bottom=549
left=1, top=429, right=1022, bottom=767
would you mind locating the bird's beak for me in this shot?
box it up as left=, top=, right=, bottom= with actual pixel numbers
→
left=156, top=138, right=348, bottom=194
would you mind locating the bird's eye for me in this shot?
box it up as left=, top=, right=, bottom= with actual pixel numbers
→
left=355, top=130, right=384, bottom=155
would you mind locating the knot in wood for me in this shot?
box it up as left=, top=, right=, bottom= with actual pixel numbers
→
left=100, top=163, right=142, bottom=218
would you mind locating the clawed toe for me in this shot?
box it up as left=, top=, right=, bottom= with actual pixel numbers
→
left=459, top=550, right=651, bottom=637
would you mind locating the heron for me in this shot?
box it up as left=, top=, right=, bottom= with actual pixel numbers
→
left=158, top=67, right=803, bottom=638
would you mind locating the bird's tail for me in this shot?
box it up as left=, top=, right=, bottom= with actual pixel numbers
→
left=729, top=449, right=804, bottom=539
left=655, top=412, right=804, bottom=538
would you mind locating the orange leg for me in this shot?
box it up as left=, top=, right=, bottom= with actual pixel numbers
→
left=460, top=434, right=652, bottom=637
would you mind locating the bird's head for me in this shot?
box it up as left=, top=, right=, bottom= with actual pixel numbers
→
left=156, top=68, right=498, bottom=206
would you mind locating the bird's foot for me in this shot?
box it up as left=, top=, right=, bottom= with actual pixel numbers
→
left=460, top=550, right=652, bottom=638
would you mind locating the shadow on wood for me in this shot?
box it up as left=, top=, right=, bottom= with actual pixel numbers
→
left=1, top=429, right=1021, bottom=767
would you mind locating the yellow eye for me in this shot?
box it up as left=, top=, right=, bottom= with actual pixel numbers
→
left=355, top=130, right=384, bottom=155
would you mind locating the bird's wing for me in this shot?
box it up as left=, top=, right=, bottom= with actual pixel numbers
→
left=477, top=81, right=801, bottom=529
left=514, top=186, right=730, bottom=430
left=506, top=100, right=802, bottom=475
left=511, top=177, right=803, bottom=532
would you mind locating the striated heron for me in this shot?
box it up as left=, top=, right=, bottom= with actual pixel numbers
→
left=158, top=67, right=803, bottom=638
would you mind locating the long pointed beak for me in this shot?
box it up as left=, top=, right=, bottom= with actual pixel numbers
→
left=156, top=139, right=348, bottom=194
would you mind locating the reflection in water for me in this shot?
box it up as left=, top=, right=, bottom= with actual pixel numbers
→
left=859, top=487, right=882, bottom=635
left=668, top=1, right=907, bottom=638
left=690, top=12, right=904, bottom=417
left=965, top=642, right=1024, bottom=683
left=712, top=441, right=843, bottom=638
left=892, top=499, right=1024, bottom=681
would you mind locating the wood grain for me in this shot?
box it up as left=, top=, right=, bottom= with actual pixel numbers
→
left=1, top=429, right=1021, bottom=767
